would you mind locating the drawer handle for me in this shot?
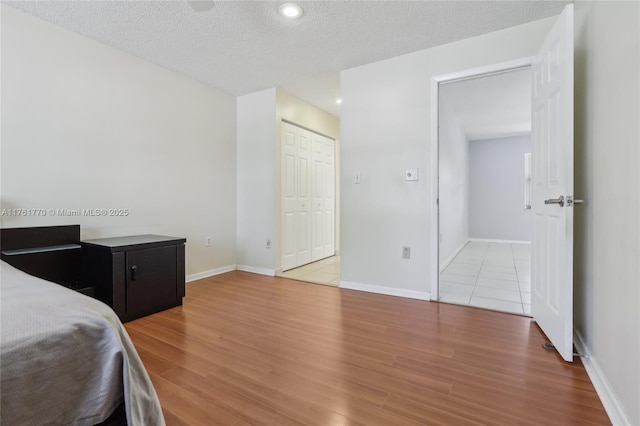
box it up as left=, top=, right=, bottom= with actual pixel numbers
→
left=131, top=265, right=138, bottom=281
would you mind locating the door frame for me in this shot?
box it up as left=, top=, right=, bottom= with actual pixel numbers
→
left=279, top=120, right=338, bottom=272
left=429, top=57, right=534, bottom=301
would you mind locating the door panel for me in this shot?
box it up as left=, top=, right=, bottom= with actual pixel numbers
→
left=531, top=4, right=574, bottom=362
left=281, top=123, right=298, bottom=271
left=297, top=129, right=312, bottom=265
left=323, top=139, right=336, bottom=257
left=126, top=246, right=176, bottom=319
left=312, top=135, right=325, bottom=261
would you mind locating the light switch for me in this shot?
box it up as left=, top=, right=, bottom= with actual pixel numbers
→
left=354, top=171, right=361, bottom=184
left=405, top=168, right=419, bottom=181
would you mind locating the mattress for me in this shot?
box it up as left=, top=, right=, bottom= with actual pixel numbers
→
left=0, top=260, right=165, bottom=425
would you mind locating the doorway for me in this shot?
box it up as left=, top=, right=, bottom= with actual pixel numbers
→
left=431, top=5, right=575, bottom=362
left=431, top=59, right=533, bottom=315
left=277, top=120, right=339, bottom=286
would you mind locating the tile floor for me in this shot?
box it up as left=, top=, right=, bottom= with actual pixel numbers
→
left=439, top=241, right=531, bottom=316
left=279, top=256, right=340, bottom=286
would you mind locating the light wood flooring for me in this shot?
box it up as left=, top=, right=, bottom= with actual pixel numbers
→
left=125, top=271, right=610, bottom=425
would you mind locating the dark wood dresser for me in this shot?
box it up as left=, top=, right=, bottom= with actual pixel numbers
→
left=81, top=235, right=186, bottom=322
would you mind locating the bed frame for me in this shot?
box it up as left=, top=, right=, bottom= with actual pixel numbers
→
left=1, top=225, right=129, bottom=425
left=0, top=224, right=94, bottom=296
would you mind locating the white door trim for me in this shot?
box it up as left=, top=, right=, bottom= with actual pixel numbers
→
left=429, top=57, right=534, bottom=301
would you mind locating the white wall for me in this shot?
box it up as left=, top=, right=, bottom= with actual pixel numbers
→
left=340, top=17, right=554, bottom=296
left=574, top=1, right=640, bottom=424
left=468, top=136, right=532, bottom=242
left=236, top=89, right=277, bottom=275
left=438, top=97, right=469, bottom=267
left=1, top=5, right=237, bottom=277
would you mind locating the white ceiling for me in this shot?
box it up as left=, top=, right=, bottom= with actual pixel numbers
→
left=3, top=1, right=569, bottom=117
left=440, top=68, right=532, bottom=141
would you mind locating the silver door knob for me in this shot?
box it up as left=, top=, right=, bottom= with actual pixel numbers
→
left=545, top=196, right=565, bottom=207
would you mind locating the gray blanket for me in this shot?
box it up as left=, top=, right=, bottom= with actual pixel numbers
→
left=0, top=261, right=165, bottom=426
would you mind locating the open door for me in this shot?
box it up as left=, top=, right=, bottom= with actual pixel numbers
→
left=531, top=4, right=575, bottom=362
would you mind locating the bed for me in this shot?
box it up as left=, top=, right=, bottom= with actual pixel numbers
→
left=0, top=259, right=166, bottom=425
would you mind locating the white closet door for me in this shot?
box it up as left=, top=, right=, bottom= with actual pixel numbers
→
left=296, top=129, right=312, bottom=266
left=311, top=134, right=325, bottom=262
left=282, top=122, right=313, bottom=271
left=282, top=122, right=336, bottom=270
left=322, top=138, right=336, bottom=257
left=281, top=123, right=298, bottom=271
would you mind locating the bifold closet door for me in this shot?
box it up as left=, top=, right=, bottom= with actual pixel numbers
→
left=281, top=122, right=311, bottom=271
left=281, top=122, right=335, bottom=271
left=312, top=133, right=335, bottom=261
left=322, top=137, right=336, bottom=258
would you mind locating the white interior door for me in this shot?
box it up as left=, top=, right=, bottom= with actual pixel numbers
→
left=281, top=123, right=298, bottom=271
left=281, top=122, right=312, bottom=271
left=311, top=133, right=336, bottom=262
left=296, top=129, right=312, bottom=266
left=282, top=122, right=336, bottom=271
left=323, top=138, right=336, bottom=257
left=311, top=134, right=325, bottom=261
left=530, top=4, right=575, bottom=362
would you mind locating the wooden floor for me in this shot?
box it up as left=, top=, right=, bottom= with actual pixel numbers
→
left=125, top=271, right=610, bottom=426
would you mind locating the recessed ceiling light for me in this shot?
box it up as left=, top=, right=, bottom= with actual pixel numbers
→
left=279, top=3, right=303, bottom=19
left=336, top=99, right=342, bottom=105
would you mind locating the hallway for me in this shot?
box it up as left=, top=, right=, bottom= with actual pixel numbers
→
left=439, top=241, right=531, bottom=315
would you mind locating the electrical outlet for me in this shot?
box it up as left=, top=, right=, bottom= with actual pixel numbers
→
left=266, top=239, right=272, bottom=249
left=205, top=237, right=212, bottom=247
left=402, top=246, right=411, bottom=259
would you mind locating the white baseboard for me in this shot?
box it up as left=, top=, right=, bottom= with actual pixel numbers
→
left=440, top=240, right=470, bottom=273
left=340, top=280, right=430, bottom=301
left=236, top=265, right=276, bottom=276
left=573, top=329, right=629, bottom=426
left=186, top=264, right=237, bottom=283
left=468, top=237, right=531, bottom=245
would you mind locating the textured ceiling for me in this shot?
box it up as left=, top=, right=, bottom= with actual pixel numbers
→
left=440, top=68, right=532, bottom=141
left=4, top=1, right=569, bottom=117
